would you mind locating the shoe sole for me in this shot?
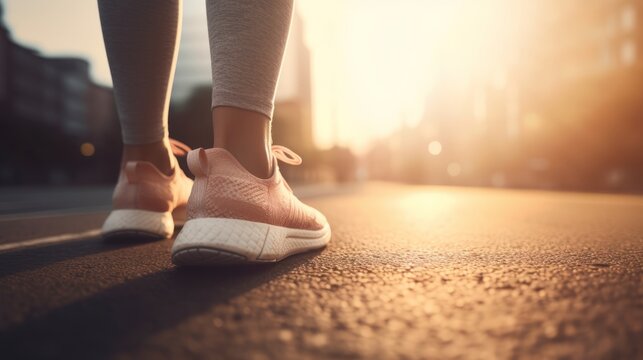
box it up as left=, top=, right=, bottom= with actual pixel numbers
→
left=102, top=209, right=175, bottom=240
left=171, top=218, right=331, bottom=266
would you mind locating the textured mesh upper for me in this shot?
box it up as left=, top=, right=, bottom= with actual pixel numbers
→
left=186, top=148, right=327, bottom=231
left=112, top=158, right=193, bottom=213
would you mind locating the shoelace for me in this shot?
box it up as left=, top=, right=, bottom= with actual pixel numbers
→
left=271, top=145, right=302, bottom=165
left=169, top=138, right=192, bottom=156
left=171, top=138, right=301, bottom=166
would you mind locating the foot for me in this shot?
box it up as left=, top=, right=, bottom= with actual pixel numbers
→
left=102, top=139, right=194, bottom=240
left=171, top=145, right=331, bottom=265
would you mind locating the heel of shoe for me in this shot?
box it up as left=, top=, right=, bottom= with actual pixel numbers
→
left=172, top=218, right=268, bottom=265
left=102, top=209, right=174, bottom=240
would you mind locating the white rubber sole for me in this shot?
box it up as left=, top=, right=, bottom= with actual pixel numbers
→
left=102, top=209, right=175, bottom=240
left=171, top=218, right=331, bottom=266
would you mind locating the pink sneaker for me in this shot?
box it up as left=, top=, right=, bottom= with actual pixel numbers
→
left=102, top=139, right=194, bottom=240
left=171, top=145, right=331, bottom=265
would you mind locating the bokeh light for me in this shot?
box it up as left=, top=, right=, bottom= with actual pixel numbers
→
left=428, top=141, right=442, bottom=156
left=80, top=143, right=95, bottom=157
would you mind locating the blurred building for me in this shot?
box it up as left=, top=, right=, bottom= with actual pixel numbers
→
left=0, top=38, right=90, bottom=136
left=530, top=0, right=641, bottom=80
left=272, top=10, right=314, bottom=154
left=0, top=4, right=119, bottom=185
left=367, top=0, right=643, bottom=192
left=520, top=0, right=643, bottom=191
left=171, top=2, right=212, bottom=104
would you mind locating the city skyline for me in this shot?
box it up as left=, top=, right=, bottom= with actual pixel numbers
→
left=1, top=0, right=548, bottom=152
left=2, top=0, right=642, bottom=191
left=2, top=0, right=347, bottom=149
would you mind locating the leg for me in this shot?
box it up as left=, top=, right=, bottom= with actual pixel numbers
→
left=98, top=0, right=182, bottom=175
left=172, top=0, right=331, bottom=266
left=206, top=0, right=294, bottom=178
left=98, top=0, right=193, bottom=241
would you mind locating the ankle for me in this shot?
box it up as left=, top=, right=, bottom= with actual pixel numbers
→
left=122, top=139, right=174, bottom=176
left=216, top=142, right=272, bottom=179
left=212, top=107, right=273, bottom=178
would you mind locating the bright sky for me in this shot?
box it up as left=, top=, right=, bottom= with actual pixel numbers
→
left=3, top=0, right=532, bottom=152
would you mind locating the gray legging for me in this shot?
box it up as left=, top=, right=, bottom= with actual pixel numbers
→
left=98, top=0, right=293, bottom=145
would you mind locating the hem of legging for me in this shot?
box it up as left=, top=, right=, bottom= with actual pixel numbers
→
left=121, top=127, right=168, bottom=145
left=211, top=89, right=274, bottom=120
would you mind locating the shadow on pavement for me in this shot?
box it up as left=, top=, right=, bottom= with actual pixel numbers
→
left=0, top=251, right=320, bottom=359
left=0, top=236, right=157, bottom=278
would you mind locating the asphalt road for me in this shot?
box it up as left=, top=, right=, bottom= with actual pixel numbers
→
left=0, top=183, right=641, bottom=359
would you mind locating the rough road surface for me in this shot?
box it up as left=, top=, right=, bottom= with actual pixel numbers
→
left=0, top=183, right=641, bottom=359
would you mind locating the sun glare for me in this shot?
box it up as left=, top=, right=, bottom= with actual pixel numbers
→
left=300, top=0, right=535, bottom=151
